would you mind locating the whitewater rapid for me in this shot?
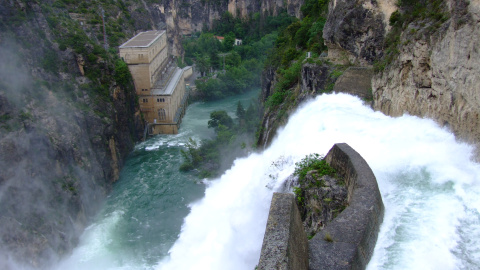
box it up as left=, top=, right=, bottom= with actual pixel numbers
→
left=158, top=93, right=480, bottom=270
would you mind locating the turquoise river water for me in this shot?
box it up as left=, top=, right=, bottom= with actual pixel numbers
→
left=57, top=92, right=480, bottom=270
left=55, top=90, right=260, bottom=270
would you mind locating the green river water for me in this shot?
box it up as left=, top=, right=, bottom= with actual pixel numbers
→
left=56, top=89, right=260, bottom=270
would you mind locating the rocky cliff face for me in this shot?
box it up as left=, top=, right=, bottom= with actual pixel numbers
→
left=260, top=0, right=480, bottom=160
left=372, top=0, right=480, bottom=157
left=323, top=0, right=394, bottom=65
left=0, top=1, right=143, bottom=268
left=228, top=0, right=305, bottom=18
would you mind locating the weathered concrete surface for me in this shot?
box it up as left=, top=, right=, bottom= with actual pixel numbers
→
left=309, top=143, right=384, bottom=270
left=259, top=144, right=384, bottom=270
left=334, top=67, right=373, bottom=101
left=258, top=193, right=309, bottom=270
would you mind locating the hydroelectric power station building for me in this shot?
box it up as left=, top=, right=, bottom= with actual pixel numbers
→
left=119, top=30, right=192, bottom=135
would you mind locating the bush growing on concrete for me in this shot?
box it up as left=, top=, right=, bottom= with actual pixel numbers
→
left=294, top=153, right=335, bottom=182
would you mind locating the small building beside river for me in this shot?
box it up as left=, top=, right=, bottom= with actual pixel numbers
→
left=119, top=30, right=191, bottom=135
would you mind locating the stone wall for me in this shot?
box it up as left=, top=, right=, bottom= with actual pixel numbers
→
left=333, top=67, right=373, bottom=101
left=258, top=143, right=384, bottom=269
left=257, top=193, right=309, bottom=270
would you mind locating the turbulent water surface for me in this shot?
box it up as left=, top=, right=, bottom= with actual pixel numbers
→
left=55, top=90, right=260, bottom=270
left=59, top=93, right=480, bottom=270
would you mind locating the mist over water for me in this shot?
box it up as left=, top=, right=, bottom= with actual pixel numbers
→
left=53, top=90, right=260, bottom=270
left=56, top=92, right=480, bottom=270
left=159, top=93, right=480, bottom=270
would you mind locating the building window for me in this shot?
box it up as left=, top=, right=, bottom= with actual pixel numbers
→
left=158, top=109, right=166, bottom=121
left=157, top=98, right=165, bottom=102
left=143, top=98, right=148, bottom=103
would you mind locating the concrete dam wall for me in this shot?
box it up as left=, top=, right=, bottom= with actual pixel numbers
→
left=258, top=143, right=384, bottom=269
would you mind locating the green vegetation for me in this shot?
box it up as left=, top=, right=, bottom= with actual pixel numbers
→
left=114, top=59, right=132, bottom=86
left=261, top=0, right=333, bottom=113
left=179, top=10, right=304, bottom=174
left=293, top=186, right=304, bottom=204
left=292, top=153, right=336, bottom=207
left=36, top=1, right=137, bottom=104
left=266, top=0, right=328, bottom=69
left=180, top=100, right=261, bottom=178
left=374, top=0, right=449, bottom=71
left=183, top=11, right=295, bottom=101
left=294, top=153, right=336, bottom=182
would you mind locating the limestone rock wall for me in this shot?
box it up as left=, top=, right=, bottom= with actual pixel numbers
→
left=323, top=0, right=480, bottom=158
left=323, top=0, right=392, bottom=65
left=372, top=0, right=480, bottom=157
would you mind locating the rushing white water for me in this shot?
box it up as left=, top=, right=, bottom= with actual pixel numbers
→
left=158, top=93, right=480, bottom=270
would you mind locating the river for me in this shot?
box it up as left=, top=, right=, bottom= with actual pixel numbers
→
left=55, top=89, right=260, bottom=270
left=57, top=92, right=480, bottom=270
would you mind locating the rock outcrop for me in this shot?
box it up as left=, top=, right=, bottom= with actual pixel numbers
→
left=323, top=0, right=393, bottom=65
left=373, top=0, right=480, bottom=158
left=0, top=1, right=143, bottom=268
left=260, top=0, right=480, bottom=161
left=296, top=173, right=348, bottom=238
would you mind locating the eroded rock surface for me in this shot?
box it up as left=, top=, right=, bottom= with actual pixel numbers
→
left=373, top=0, right=480, bottom=158
left=296, top=172, right=348, bottom=238
left=323, top=0, right=389, bottom=65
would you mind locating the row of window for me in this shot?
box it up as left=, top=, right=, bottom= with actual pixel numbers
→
left=142, top=98, right=166, bottom=103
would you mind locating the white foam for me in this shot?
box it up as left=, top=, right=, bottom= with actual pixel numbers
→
left=158, top=93, right=480, bottom=270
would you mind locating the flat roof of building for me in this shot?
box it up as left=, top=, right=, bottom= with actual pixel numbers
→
left=152, top=68, right=184, bottom=96
left=119, top=30, right=166, bottom=48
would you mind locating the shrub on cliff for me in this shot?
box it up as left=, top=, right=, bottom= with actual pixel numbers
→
left=294, top=153, right=336, bottom=182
